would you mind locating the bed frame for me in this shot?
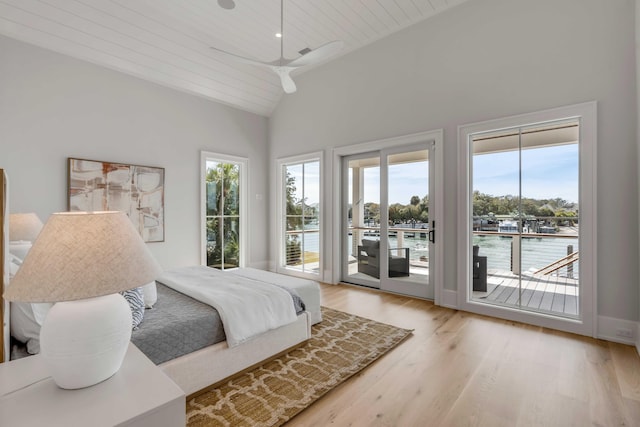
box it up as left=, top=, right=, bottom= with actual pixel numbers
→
left=155, top=267, right=320, bottom=396
left=160, top=311, right=311, bottom=397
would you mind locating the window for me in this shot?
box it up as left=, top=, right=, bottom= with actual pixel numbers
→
left=277, top=153, right=322, bottom=278
left=201, top=152, right=247, bottom=270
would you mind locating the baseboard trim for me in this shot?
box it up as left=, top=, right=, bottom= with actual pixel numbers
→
left=597, top=315, right=638, bottom=346
left=436, top=293, right=639, bottom=350
left=249, top=261, right=270, bottom=270
left=440, top=289, right=458, bottom=309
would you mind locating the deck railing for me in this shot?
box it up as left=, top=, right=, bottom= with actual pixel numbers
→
left=347, top=222, right=579, bottom=280
left=473, top=230, right=578, bottom=278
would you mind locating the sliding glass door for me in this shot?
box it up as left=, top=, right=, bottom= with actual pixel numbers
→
left=342, top=143, right=435, bottom=299
left=459, top=102, right=597, bottom=337
left=469, top=120, right=580, bottom=318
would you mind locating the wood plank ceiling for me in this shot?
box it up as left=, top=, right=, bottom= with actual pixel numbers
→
left=0, top=0, right=469, bottom=116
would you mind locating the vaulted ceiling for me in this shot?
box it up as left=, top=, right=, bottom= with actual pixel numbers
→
left=0, top=0, right=470, bottom=116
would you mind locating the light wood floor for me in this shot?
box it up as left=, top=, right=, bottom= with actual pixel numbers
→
left=286, top=283, right=640, bottom=427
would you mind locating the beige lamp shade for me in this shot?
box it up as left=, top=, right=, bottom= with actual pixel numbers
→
left=9, top=213, right=44, bottom=242
left=4, top=211, right=162, bottom=303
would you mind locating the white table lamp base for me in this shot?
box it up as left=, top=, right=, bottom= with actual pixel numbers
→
left=40, top=293, right=133, bottom=389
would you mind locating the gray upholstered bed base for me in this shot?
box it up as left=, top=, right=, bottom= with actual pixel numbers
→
left=133, top=282, right=306, bottom=365
left=131, top=283, right=225, bottom=365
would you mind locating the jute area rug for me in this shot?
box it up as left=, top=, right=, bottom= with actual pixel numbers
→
left=186, top=307, right=412, bottom=427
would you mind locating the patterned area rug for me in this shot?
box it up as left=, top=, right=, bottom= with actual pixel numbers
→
left=186, top=307, right=412, bottom=427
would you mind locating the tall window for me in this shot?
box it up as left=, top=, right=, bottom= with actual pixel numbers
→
left=277, top=153, right=322, bottom=278
left=201, top=152, right=247, bottom=270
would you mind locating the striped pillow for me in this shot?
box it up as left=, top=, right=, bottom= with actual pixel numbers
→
left=120, top=287, right=145, bottom=329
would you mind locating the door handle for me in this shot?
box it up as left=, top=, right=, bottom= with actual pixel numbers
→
left=428, top=229, right=435, bottom=243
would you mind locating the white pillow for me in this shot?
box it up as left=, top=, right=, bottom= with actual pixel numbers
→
left=141, top=281, right=157, bottom=308
left=10, top=301, right=53, bottom=354
left=9, top=258, right=20, bottom=278
left=120, top=287, right=145, bottom=329
left=8, top=241, right=31, bottom=261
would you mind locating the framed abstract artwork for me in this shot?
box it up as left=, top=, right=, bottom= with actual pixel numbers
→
left=68, top=158, right=165, bottom=242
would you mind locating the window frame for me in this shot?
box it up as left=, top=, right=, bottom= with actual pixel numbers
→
left=276, top=151, right=324, bottom=280
left=200, top=151, right=248, bottom=269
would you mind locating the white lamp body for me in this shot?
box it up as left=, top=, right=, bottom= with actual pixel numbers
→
left=40, top=293, right=133, bottom=389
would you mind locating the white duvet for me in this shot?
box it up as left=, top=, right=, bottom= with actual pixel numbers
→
left=157, top=266, right=297, bottom=347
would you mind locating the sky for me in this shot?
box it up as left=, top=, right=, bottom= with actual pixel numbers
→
left=363, top=162, right=429, bottom=205
left=291, top=143, right=579, bottom=207
left=360, top=144, right=578, bottom=205
left=473, top=144, right=578, bottom=203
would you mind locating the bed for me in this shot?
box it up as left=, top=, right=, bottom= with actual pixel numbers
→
left=140, top=266, right=321, bottom=396
left=7, top=262, right=321, bottom=397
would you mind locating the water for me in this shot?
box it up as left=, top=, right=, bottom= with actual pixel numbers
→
left=473, top=234, right=579, bottom=274
left=301, top=231, right=579, bottom=275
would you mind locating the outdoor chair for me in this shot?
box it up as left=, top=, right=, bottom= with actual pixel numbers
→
left=357, top=239, right=410, bottom=279
left=473, top=245, right=487, bottom=291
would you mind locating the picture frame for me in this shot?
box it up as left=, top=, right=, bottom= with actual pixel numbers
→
left=68, top=158, right=165, bottom=242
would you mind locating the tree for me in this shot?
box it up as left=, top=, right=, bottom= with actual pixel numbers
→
left=364, top=202, right=380, bottom=225
left=471, top=191, right=578, bottom=227
left=285, top=170, right=302, bottom=264
left=206, top=162, right=240, bottom=268
left=410, top=195, right=420, bottom=206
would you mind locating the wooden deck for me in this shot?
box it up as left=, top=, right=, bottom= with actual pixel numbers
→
left=473, top=269, right=579, bottom=317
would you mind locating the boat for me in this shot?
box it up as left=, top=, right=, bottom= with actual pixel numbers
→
left=498, top=220, right=519, bottom=233
left=538, top=225, right=556, bottom=234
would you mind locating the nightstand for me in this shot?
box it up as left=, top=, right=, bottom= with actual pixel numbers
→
left=0, top=343, right=185, bottom=426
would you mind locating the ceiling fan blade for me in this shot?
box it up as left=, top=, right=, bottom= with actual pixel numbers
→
left=287, top=40, right=344, bottom=68
left=271, top=67, right=297, bottom=94
left=210, top=46, right=269, bottom=68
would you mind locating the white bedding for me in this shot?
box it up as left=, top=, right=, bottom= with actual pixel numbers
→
left=157, top=266, right=297, bottom=347
left=230, top=268, right=322, bottom=324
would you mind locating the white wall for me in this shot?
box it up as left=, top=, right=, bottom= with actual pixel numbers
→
left=636, top=0, right=640, bottom=351
left=0, top=35, right=270, bottom=270
left=270, top=0, right=639, bottom=322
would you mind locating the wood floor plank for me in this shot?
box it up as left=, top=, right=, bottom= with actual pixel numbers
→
left=610, top=342, right=640, bottom=401
left=286, top=283, right=640, bottom=427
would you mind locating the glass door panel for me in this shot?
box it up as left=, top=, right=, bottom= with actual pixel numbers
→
left=382, top=147, right=433, bottom=299
left=343, top=155, right=381, bottom=288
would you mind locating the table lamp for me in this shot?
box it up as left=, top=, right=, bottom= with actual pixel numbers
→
left=3, top=211, right=162, bottom=389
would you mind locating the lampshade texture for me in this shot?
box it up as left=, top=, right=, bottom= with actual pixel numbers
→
left=4, top=211, right=162, bottom=302
left=9, top=213, right=43, bottom=242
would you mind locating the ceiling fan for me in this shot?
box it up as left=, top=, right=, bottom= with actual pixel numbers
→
left=212, top=0, right=344, bottom=94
